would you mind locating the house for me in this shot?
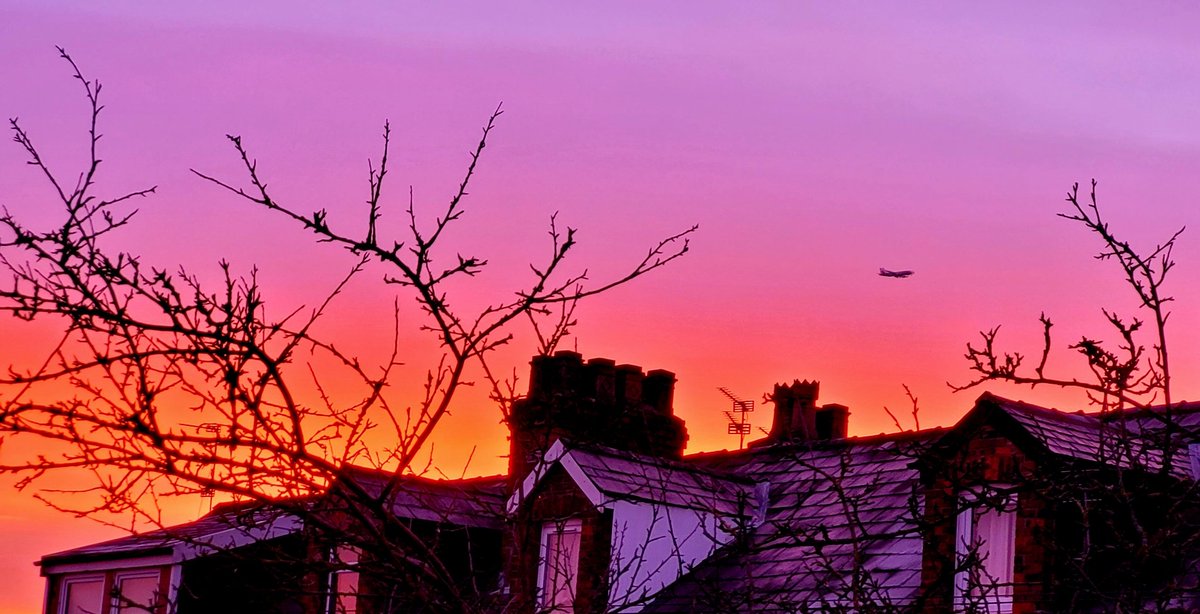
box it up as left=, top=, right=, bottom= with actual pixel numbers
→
left=40, top=351, right=1200, bottom=613
left=39, top=500, right=306, bottom=614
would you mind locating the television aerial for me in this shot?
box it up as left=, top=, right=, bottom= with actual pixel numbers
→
left=718, top=387, right=755, bottom=449
left=180, top=422, right=224, bottom=512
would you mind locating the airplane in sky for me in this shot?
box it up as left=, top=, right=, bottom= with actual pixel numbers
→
left=878, top=268, right=914, bottom=278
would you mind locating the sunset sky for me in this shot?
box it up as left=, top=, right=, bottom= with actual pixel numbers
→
left=4, top=2, right=1200, bottom=612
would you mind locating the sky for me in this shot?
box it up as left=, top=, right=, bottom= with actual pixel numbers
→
left=3, top=2, right=1200, bottom=612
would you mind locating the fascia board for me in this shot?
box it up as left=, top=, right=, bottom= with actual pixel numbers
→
left=172, top=515, right=302, bottom=561
left=41, top=554, right=175, bottom=576
left=505, top=440, right=609, bottom=514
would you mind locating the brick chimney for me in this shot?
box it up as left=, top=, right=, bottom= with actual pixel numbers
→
left=507, top=351, right=688, bottom=482
left=765, top=380, right=850, bottom=443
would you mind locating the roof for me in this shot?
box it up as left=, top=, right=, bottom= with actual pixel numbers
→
left=978, top=394, right=1196, bottom=477
left=343, top=467, right=507, bottom=530
left=39, top=500, right=301, bottom=569
left=1098, top=400, right=1200, bottom=436
left=509, top=441, right=759, bottom=517
left=645, top=432, right=938, bottom=612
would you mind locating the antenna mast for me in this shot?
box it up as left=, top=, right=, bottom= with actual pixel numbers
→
left=182, top=422, right=223, bottom=513
left=718, top=387, right=754, bottom=449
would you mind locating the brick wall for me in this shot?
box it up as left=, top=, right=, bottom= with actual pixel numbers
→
left=508, top=466, right=612, bottom=613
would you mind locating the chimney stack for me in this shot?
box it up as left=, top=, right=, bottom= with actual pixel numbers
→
left=815, top=403, right=849, bottom=440
left=765, top=380, right=849, bottom=444
left=508, top=352, right=688, bottom=482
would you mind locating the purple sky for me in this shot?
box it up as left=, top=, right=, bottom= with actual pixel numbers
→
left=3, top=3, right=1200, bottom=611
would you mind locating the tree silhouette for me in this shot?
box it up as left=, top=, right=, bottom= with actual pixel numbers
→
left=0, top=49, right=694, bottom=612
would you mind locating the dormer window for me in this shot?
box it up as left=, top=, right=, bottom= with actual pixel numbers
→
left=55, top=570, right=164, bottom=614
left=538, top=519, right=582, bottom=612
left=955, top=487, right=1016, bottom=613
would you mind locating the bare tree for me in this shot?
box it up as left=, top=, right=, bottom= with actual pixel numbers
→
left=0, top=49, right=694, bottom=612
left=952, top=179, right=1182, bottom=411
left=949, top=180, right=1200, bottom=613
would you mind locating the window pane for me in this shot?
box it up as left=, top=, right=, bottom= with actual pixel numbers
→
left=976, top=506, right=1015, bottom=588
left=115, top=574, right=161, bottom=614
left=62, top=579, right=104, bottom=614
left=327, top=544, right=361, bottom=614
left=332, top=571, right=359, bottom=614
left=953, top=506, right=972, bottom=603
left=336, top=545, right=360, bottom=566
left=541, top=525, right=581, bottom=612
left=955, top=492, right=1015, bottom=614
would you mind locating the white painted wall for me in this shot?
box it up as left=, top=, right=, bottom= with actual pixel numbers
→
left=605, top=500, right=736, bottom=613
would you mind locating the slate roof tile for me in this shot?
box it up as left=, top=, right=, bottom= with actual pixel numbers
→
left=345, top=469, right=507, bottom=529
left=643, top=433, right=934, bottom=613
left=39, top=501, right=300, bottom=566
left=560, top=444, right=759, bottom=516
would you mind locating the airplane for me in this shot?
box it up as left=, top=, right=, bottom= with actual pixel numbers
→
left=879, top=268, right=914, bottom=278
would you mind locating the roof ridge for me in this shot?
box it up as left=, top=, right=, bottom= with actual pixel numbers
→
left=981, top=392, right=1200, bottom=423
left=1092, top=401, right=1200, bottom=421
left=983, top=394, right=1109, bottom=427
left=560, top=440, right=756, bottom=484
left=342, top=464, right=506, bottom=486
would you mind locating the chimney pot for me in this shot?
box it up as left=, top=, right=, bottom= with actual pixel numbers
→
left=643, top=369, right=676, bottom=415
left=615, top=364, right=644, bottom=405
left=587, top=358, right=617, bottom=403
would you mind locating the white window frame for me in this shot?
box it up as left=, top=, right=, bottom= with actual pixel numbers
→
left=325, top=545, right=361, bottom=614
left=954, top=486, right=1017, bottom=613
left=537, top=519, right=583, bottom=612
left=58, top=574, right=106, bottom=614
left=109, top=569, right=163, bottom=614
left=1188, top=442, right=1200, bottom=479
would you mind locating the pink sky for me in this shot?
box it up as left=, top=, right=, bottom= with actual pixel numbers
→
left=4, top=3, right=1200, bottom=612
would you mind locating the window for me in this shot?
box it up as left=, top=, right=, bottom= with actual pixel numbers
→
left=59, top=576, right=104, bottom=614
left=110, top=571, right=161, bottom=614
left=327, top=545, right=360, bottom=614
left=538, top=519, right=582, bottom=613
left=955, top=487, right=1017, bottom=613
left=58, top=570, right=164, bottom=614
